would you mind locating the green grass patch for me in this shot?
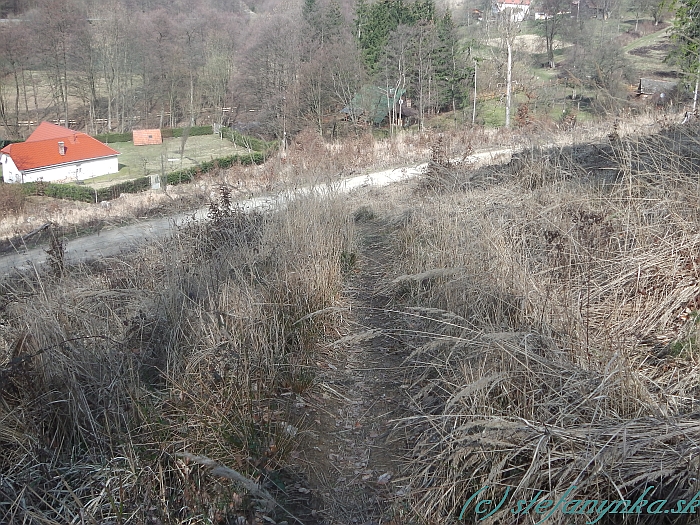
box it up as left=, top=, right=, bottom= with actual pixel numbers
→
left=622, top=26, right=669, bottom=53
left=86, top=135, right=252, bottom=188
left=478, top=99, right=506, bottom=127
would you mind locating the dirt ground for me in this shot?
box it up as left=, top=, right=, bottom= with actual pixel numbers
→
left=280, top=182, right=420, bottom=525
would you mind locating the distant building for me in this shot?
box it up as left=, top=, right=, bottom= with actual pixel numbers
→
left=638, top=78, right=678, bottom=97
left=133, top=129, right=163, bottom=146
left=1, top=122, right=119, bottom=183
left=493, top=0, right=531, bottom=22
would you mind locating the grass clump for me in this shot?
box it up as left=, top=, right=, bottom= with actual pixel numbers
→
left=0, top=189, right=355, bottom=524
left=390, top=121, right=700, bottom=524
left=0, top=183, right=25, bottom=219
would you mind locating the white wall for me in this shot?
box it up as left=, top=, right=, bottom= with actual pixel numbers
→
left=1, top=154, right=22, bottom=183
left=2, top=155, right=119, bottom=184
left=495, top=4, right=529, bottom=21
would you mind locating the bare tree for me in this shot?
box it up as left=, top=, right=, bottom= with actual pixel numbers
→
left=31, top=0, right=86, bottom=126
left=497, top=13, right=519, bottom=127
left=538, top=0, right=572, bottom=68
left=0, top=22, right=34, bottom=138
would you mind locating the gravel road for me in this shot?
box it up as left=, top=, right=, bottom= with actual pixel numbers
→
left=0, top=148, right=511, bottom=278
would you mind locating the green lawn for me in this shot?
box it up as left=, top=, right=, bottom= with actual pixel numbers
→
left=86, top=135, right=247, bottom=189
left=622, top=26, right=680, bottom=75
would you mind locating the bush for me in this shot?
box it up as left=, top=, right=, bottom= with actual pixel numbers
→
left=96, top=176, right=151, bottom=202
left=161, top=126, right=212, bottom=139
left=94, top=131, right=133, bottom=143
left=0, top=191, right=354, bottom=524
left=20, top=181, right=95, bottom=203
left=221, top=128, right=270, bottom=152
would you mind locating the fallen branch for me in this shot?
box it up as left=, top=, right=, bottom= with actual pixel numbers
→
left=176, top=452, right=303, bottom=524
left=21, top=222, right=52, bottom=241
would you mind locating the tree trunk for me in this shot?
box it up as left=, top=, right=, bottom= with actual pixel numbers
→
left=694, top=66, right=699, bottom=113
left=506, top=39, right=512, bottom=128
left=472, top=60, right=477, bottom=126
left=546, top=24, right=555, bottom=68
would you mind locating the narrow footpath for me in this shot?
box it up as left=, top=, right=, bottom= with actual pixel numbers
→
left=287, top=208, right=415, bottom=525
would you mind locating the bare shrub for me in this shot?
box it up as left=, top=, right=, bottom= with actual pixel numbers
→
left=0, top=183, right=25, bottom=219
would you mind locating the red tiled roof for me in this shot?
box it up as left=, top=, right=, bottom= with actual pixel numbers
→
left=133, top=129, right=163, bottom=146
left=25, top=122, right=78, bottom=142
left=1, top=126, right=119, bottom=171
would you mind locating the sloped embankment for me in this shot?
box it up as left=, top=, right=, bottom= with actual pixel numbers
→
left=0, top=189, right=354, bottom=524
left=387, top=124, right=700, bottom=524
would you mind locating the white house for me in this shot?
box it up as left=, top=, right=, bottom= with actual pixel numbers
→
left=494, top=0, right=531, bottom=21
left=1, top=122, right=119, bottom=183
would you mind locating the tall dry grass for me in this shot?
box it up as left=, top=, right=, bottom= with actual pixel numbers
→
left=392, top=122, right=700, bottom=524
left=0, top=189, right=355, bottom=524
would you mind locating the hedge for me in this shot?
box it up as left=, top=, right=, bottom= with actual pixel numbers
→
left=91, top=126, right=274, bottom=153
left=94, top=131, right=133, bottom=143
left=161, top=126, right=213, bottom=139
left=19, top=152, right=267, bottom=203
left=165, top=152, right=265, bottom=185
left=221, top=128, right=269, bottom=152
left=94, top=126, right=213, bottom=143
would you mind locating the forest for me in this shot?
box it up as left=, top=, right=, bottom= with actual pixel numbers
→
left=0, top=0, right=692, bottom=144
left=0, top=0, right=473, bottom=142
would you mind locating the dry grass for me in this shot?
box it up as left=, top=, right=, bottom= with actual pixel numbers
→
left=388, top=121, right=700, bottom=524
left=0, top=183, right=25, bottom=220
left=0, top=190, right=355, bottom=523
left=0, top=112, right=695, bottom=523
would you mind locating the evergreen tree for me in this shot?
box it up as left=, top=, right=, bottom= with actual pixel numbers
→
left=303, top=0, right=323, bottom=43
left=323, top=1, right=343, bottom=42
left=353, top=0, right=469, bottom=118
left=668, top=0, right=700, bottom=110
left=434, top=10, right=466, bottom=111
left=355, top=0, right=436, bottom=73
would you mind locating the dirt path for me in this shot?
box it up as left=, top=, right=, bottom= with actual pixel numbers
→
left=286, top=203, right=415, bottom=525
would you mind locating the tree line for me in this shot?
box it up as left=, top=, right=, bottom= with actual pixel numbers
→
left=0, top=0, right=698, bottom=141
left=0, top=0, right=470, bottom=141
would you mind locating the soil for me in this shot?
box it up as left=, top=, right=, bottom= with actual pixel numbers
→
left=628, top=41, right=673, bottom=57
left=280, top=187, right=417, bottom=525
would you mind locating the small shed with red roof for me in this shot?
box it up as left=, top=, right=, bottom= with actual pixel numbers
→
left=1, top=122, right=119, bottom=183
left=133, top=129, right=162, bottom=146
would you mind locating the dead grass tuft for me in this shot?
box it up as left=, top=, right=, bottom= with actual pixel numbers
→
left=391, top=121, right=700, bottom=524
left=0, top=183, right=25, bottom=220
left=0, top=190, right=354, bottom=523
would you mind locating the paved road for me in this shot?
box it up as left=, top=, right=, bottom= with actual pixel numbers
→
left=0, top=148, right=511, bottom=277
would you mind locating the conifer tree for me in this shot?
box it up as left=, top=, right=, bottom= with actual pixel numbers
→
left=668, top=0, right=700, bottom=111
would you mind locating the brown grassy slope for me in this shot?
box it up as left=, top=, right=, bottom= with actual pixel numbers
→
left=0, top=191, right=354, bottom=524
left=381, top=123, right=700, bottom=524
